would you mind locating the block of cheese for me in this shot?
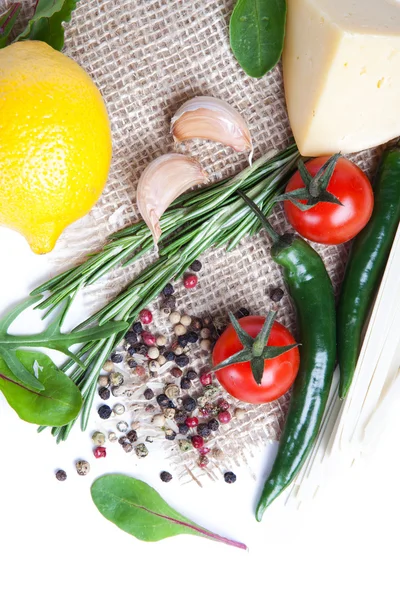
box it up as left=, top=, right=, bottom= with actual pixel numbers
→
left=283, top=0, right=400, bottom=156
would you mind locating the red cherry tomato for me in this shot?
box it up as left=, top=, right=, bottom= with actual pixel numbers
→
left=212, top=316, right=300, bottom=404
left=284, top=157, right=374, bottom=245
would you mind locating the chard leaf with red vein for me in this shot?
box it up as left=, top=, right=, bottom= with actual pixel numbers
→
left=0, top=3, right=21, bottom=49
left=0, top=349, right=82, bottom=426
left=91, top=474, right=247, bottom=549
left=16, top=0, right=80, bottom=51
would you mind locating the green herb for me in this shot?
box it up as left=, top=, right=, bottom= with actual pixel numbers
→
left=0, top=297, right=127, bottom=391
left=5, top=145, right=298, bottom=443
left=16, top=0, right=80, bottom=50
left=0, top=3, right=21, bottom=48
left=230, top=0, right=287, bottom=78
left=91, top=474, right=247, bottom=549
left=0, top=349, right=82, bottom=426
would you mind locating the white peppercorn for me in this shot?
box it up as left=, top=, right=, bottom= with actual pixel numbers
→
left=174, top=324, right=187, bottom=336
left=147, top=346, right=160, bottom=359
left=174, top=346, right=183, bottom=356
left=200, top=328, right=211, bottom=339
left=180, top=314, right=192, bottom=327
left=157, top=355, right=167, bottom=366
left=75, top=460, right=90, bottom=476
left=108, top=432, right=117, bottom=442
left=103, top=360, right=114, bottom=372
left=98, top=375, right=109, bottom=387
left=234, top=407, right=246, bottom=420
left=148, top=359, right=159, bottom=372
left=163, top=408, right=176, bottom=420
left=110, top=372, right=124, bottom=387
left=165, top=384, right=180, bottom=399
left=117, top=421, right=129, bottom=432
left=200, top=339, right=212, bottom=351
left=156, top=335, right=167, bottom=346
left=169, top=311, right=181, bottom=325
left=92, top=431, right=106, bottom=445
left=113, top=403, right=125, bottom=416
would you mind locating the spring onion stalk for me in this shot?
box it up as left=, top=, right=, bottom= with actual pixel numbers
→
left=32, top=144, right=299, bottom=442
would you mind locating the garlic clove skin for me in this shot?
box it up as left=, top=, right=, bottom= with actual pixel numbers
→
left=136, top=153, right=208, bottom=246
left=171, top=96, right=253, bottom=155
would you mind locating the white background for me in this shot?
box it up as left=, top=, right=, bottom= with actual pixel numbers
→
left=1, top=227, right=399, bottom=600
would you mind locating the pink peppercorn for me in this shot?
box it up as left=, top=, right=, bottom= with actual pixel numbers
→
left=198, top=446, right=210, bottom=456
left=185, top=416, right=199, bottom=428
left=139, top=309, right=153, bottom=324
left=191, top=435, right=204, bottom=449
left=183, top=274, right=198, bottom=289
left=93, top=446, right=107, bottom=459
left=135, top=365, right=146, bottom=377
left=217, top=399, right=230, bottom=411
left=198, top=456, right=209, bottom=468
left=218, top=411, right=231, bottom=424
left=199, top=372, right=212, bottom=386
left=199, top=407, right=211, bottom=417
left=142, top=331, right=156, bottom=346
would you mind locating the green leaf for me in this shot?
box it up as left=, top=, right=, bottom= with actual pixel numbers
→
left=0, top=3, right=21, bottom=49
left=253, top=310, right=276, bottom=356
left=91, top=474, right=247, bottom=549
left=16, top=0, right=80, bottom=51
left=229, top=0, right=287, bottom=78
left=0, top=350, right=83, bottom=426
left=227, top=311, right=254, bottom=348
left=211, top=348, right=252, bottom=372
left=262, top=343, right=299, bottom=359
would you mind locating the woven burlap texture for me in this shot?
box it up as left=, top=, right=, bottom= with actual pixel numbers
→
left=6, top=0, right=384, bottom=482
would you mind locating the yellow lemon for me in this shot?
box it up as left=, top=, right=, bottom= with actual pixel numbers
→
left=0, top=41, right=112, bottom=254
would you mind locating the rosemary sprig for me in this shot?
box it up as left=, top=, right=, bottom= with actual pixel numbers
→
left=26, top=144, right=299, bottom=442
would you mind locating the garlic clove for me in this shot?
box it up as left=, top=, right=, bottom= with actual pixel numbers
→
left=137, top=153, right=208, bottom=246
left=171, top=96, right=253, bottom=157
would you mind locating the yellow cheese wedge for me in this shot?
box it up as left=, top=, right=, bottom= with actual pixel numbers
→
left=283, top=0, right=400, bottom=156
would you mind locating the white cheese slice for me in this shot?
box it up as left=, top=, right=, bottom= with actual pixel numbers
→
left=283, top=0, right=400, bottom=155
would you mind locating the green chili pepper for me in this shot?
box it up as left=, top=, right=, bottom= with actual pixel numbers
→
left=337, top=146, right=400, bottom=399
left=238, top=192, right=336, bottom=520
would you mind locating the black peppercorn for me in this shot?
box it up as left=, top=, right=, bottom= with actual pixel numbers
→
left=165, top=429, right=177, bottom=441
left=190, top=260, right=202, bottom=272
left=178, top=423, right=190, bottom=435
left=197, top=423, right=211, bottom=437
left=167, top=400, right=176, bottom=409
left=162, top=296, right=176, bottom=309
left=132, top=321, right=143, bottom=334
left=180, top=377, right=191, bottom=390
left=224, top=471, right=237, bottom=484
left=177, top=334, right=189, bottom=347
left=191, top=318, right=202, bottom=330
left=157, top=394, right=170, bottom=409
left=127, top=430, right=138, bottom=443
left=174, top=409, right=187, bottom=424
left=118, top=435, right=128, bottom=445
left=127, top=359, right=137, bottom=369
left=144, top=388, right=154, bottom=400
left=162, top=283, right=174, bottom=297
left=125, top=331, right=138, bottom=345
left=208, top=418, right=219, bottom=431
left=187, top=331, right=199, bottom=344
left=160, top=471, right=173, bottom=482
left=98, top=386, right=110, bottom=400
left=175, top=355, right=190, bottom=368
left=164, top=350, right=176, bottom=362
left=110, top=352, right=123, bottom=363
left=186, top=370, right=197, bottom=381
left=182, top=396, right=196, bottom=412
left=270, top=287, right=284, bottom=302
left=235, top=307, right=250, bottom=319
left=55, top=469, right=67, bottom=482
left=98, top=404, right=112, bottom=419
left=127, top=346, right=138, bottom=356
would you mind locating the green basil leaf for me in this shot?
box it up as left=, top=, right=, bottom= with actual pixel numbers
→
left=229, top=0, right=287, bottom=78
left=16, top=0, right=80, bottom=51
left=0, top=350, right=83, bottom=426
left=91, top=474, right=247, bottom=549
left=0, top=3, right=21, bottom=49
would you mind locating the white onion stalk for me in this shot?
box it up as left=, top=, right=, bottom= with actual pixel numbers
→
left=136, top=153, right=208, bottom=246
left=171, top=96, right=253, bottom=162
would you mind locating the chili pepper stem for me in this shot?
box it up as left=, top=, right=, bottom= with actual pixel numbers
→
left=237, top=190, right=279, bottom=243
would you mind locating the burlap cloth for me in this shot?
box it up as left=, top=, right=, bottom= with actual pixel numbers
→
left=7, top=1, right=384, bottom=482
